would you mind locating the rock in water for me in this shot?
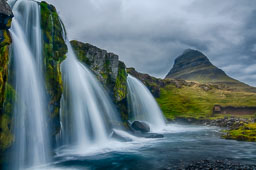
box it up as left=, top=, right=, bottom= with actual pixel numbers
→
left=131, top=121, right=150, bottom=133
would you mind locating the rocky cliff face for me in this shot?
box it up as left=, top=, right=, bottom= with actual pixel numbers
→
left=0, top=0, right=14, bottom=151
left=40, top=1, right=67, bottom=136
left=71, top=40, right=128, bottom=122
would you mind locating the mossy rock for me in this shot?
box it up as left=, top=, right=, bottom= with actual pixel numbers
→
left=223, top=123, right=256, bottom=142
left=40, top=1, right=67, bottom=136
left=0, top=83, right=15, bottom=151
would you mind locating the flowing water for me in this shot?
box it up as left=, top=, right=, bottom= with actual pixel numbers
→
left=127, top=74, right=166, bottom=131
left=46, top=124, right=256, bottom=170
left=60, top=40, right=123, bottom=154
left=9, top=0, right=50, bottom=169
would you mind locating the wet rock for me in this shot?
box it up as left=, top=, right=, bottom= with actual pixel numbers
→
left=131, top=121, right=150, bottom=133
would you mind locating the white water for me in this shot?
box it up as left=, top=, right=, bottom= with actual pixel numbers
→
left=60, top=40, right=122, bottom=152
left=127, top=74, right=166, bottom=131
left=10, top=0, right=50, bottom=169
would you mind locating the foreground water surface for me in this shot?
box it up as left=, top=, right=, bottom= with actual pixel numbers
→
left=42, top=124, right=256, bottom=170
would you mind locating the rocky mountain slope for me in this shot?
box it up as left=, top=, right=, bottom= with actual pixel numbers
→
left=166, top=49, right=255, bottom=92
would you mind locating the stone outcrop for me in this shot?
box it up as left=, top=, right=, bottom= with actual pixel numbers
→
left=40, top=1, right=67, bottom=136
left=70, top=40, right=128, bottom=122
left=0, top=0, right=14, bottom=151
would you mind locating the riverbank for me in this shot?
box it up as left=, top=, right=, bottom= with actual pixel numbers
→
left=171, top=116, right=256, bottom=142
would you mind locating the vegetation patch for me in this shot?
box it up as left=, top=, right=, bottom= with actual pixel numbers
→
left=157, top=84, right=256, bottom=120
left=223, top=123, right=256, bottom=142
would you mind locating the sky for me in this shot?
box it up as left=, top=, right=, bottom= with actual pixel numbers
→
left=47, top=0, right=256, bottom=87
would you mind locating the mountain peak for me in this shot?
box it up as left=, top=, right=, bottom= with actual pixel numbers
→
left=165, top=49, right=220, bottom=81
left=166, top=49, right=242, bottom=84
left=165, top=49, right=256, bottom=92
left=173, top=49, right=213, bottom=72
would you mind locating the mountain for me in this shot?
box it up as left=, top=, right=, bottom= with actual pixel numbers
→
left=165, top=49, right=255, bottom=92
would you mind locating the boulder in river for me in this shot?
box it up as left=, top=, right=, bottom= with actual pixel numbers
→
left=131, top=121, right=150, bottom=133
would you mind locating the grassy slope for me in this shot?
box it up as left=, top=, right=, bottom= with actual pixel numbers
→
left=156, top=83, right=256, bottom=120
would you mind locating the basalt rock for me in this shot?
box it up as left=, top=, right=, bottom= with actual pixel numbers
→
left=131, top=121, right=150, bottom=133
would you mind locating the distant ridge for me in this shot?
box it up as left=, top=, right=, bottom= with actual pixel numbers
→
left=165, top=49, right=255, bottom=92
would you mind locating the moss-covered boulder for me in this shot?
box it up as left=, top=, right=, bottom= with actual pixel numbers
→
left=70, top=40, right=128, bottom=122
left=223, top=123, right=256, bottom=142
left=40, top=1, right=67, bottom=136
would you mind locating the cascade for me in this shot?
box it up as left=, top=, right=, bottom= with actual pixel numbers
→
left=9, top=0, right=50, bottom=169
left=60, top=40, right=122, bottom=151
left=127, top=74, right=166, bottom=131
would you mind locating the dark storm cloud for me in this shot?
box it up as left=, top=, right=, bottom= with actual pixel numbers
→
left=47, top=0, right=256, bottom=86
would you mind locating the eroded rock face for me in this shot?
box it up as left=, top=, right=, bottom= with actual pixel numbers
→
left=0, top=0, right=14, bottom=151
left=71, top=40, right=129, bottom=122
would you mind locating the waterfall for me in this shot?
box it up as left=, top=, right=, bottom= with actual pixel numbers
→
left=60, top=40, right=122, bottom=152
left=10, top=0, right=50, bottom=169
left=127, top=74, right=166, bottom=131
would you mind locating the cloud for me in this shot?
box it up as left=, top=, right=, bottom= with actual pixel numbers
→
left=46, top=0, right=256, bottom=86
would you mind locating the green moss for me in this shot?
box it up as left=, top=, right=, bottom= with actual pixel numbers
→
left=0, top=45, right=9, bottom=109
left=223, top=123, right=256, bottom=142
left=114, top=61, right=127, bottom=102
left=0, top=83, right=15, bottom=151
left=0, top=114, right=14, bottom=150
left=40, top=1, right=67, bottom=135
left=0, top=26, right=15, bottom=151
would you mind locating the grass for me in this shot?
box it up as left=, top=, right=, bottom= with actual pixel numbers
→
left=156, top=83, right=256, bottom=120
